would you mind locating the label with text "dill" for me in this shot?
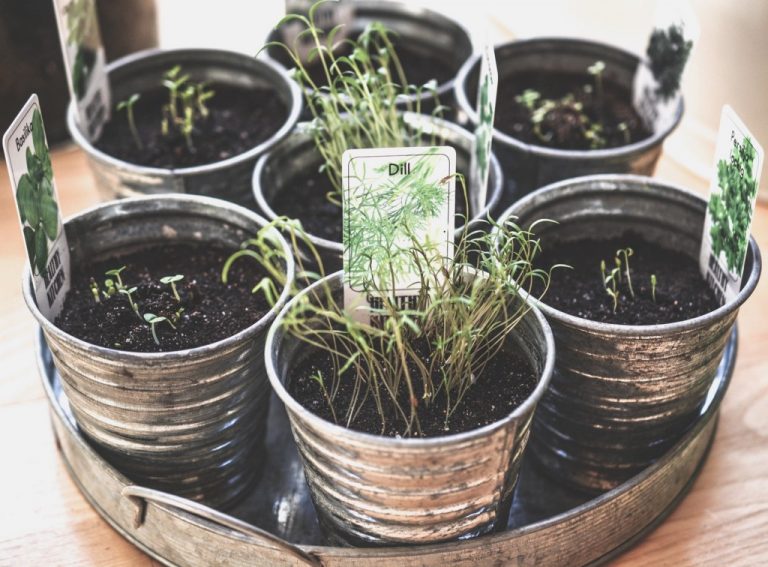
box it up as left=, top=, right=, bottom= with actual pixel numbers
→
left=342, top=146, right=455, bottom=324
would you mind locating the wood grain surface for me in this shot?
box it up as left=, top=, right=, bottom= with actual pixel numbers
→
left=0, top=141, right=766, bottom=566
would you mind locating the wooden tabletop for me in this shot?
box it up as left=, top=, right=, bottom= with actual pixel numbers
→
left=0, top=140, right=766, bottom=566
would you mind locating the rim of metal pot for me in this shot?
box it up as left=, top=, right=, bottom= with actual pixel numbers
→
left=22, top=194, right=296, bottom=362
left=252, top=112, right=504, bottom=254
left=265, top=270, right=555, bottom=449
left=261, top=0, right=475, bottom=106
left=494, top=173, right=762, bottom=337
left=454, top=37, right=685, bottom=160
left=67, top=47, right=303, bottom=177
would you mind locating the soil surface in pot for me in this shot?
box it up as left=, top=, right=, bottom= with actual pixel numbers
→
left=534, top=232, right=719, bottom=325
left=55, top=243, right=274, bottom=352
left=270, top=168, right=472, bottom=242
left=299, top=38, right=456, bottom=92
left=95, top=85, right=287, bottom=169
left=495, top=70, right=652, bottom=150
left=290, top=341, right=537, bottom=437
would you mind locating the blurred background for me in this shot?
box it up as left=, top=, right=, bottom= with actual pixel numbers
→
left=1, top=0, right=766, bottom=196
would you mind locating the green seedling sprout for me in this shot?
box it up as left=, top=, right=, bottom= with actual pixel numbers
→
left=617, top=121, right=630, bottom=145
left=617, top=247, right=635, bottom=299
left=162, top=65, right=188, bottom=123
left=116, top=94, right=142, bottom=150
left=89, top=278, right=100, bottom=303
left=650, top=274, right=657, bottom=303
left=515, top=89, right=541, bottom=111
left=104, top=266, right=127, bottom=290
left=160, top=274, right=184, bottom=302
left=118, top=286, right=141, bottom=320
left=195, top=82, right=215, bottom=119
left=587, top=60, right=606, bottom=116
left=143, top=313, right=176, bottom=346
left=159, top=66, right=214, bottom=150
left=103, top=278, right=117, bottom=298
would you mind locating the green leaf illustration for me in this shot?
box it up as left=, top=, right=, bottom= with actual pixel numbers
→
left=16, top=174, right=39, bottom=227
left=23, top=226, right=36, bottom=268
left=40, top=190, right=59, bottom=240
left=34, top=227, right=48, bottom=276
left=26, top=147, right=43, bottom=183
left=32, top=109, right=46, bottom=158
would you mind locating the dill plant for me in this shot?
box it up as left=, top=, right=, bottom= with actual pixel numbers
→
left=236, top=206, right=556, bottom=437
left=264, top=0, right=443, bottom=205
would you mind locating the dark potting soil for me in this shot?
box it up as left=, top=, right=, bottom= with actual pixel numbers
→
left=535, top=232, right=720, bottom=325
left=270, top=168, right=471, bottom=242
left=300, top=39, right=456, bottom=91
left=95, top=84, right=287, bottom=169
left=495, top=70, right=652, bottom=150
left=290, top=342, right=538, bottom=437
left=55, top=244, right=273, bottom=352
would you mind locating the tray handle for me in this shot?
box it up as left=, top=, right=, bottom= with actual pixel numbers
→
left=121, top=485, right=323, bottom=567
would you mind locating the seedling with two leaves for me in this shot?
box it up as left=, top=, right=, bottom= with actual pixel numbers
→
left=599, top=247, right=658, bottom=313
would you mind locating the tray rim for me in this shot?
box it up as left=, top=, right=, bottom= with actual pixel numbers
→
left=38, top=327, right=738, bottom=566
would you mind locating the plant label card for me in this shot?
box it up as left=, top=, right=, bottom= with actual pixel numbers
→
left=52, top=0, right=111, bottom=141
left=282, top=0, right=355, bottom=64
left=699, top=106, right=763, bottom=306
left=469, top=44, right=498, bottom=217
left=342, top=146, right=456, bottom=324
left=3, top=96, right=70, bottom=320
left=633, top=0, right=698, bottom=132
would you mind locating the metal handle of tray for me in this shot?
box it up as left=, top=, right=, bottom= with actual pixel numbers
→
left=121, top=485, right=323, bottom=566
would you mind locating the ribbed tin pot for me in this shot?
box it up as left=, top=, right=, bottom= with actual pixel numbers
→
left=262, top=0, right=473, bottom=119
left=253, top=112, right=503, bottom=272
left=455, top=38, right=684, bottom=203
left=496, top=175, right=761, bottom=493
left=23, top=195, right=296, bottom=509
left=68, top=48, right=302, bottom=207
left=265, top=272, right=555, bottom=545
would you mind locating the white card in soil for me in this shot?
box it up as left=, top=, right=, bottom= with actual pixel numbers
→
left=3, top=95, right=71, bottom=320
left=282, top=0, right=355, bottom=64
left=633, top=0, right=698, bottom=132
left=699, top=105, right=763, bottom=306
left=469, top=44, right=498, bottom=217
left=52, top=0, right=111, bottom=141
left=342, top=146, right=456, bottom=324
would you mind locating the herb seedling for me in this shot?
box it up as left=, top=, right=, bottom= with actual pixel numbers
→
left=105, top=266, right=127, bottom=290
left=159, top=65, right=215, bottom=152
left=160, top=274, right=184, bottom=302
left=617, top=247, right=635, bottom=299
left=587, top=59, right=605, bottom=116
left=650, top=274, right=657, bottom=303
left=103, top=278, right=117, bottom=298
left=119, top=286, right=141, bottom=320
left=143, top=313, right=176, bottom=346
left=265, top=6, right=440, bottom=203
left=601, top=259, right=621, bottom=313
left=89, top=278, right=100, bottom=303
left=116, top=94, right=142, bottom=150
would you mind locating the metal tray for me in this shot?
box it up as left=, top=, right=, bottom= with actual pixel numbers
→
left=38, top=328, right=738, bottom=566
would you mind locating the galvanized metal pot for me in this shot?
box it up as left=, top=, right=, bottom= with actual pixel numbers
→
left=68, top=48, right=302, bottom=206
left=265, top=272, right=555, bottom=546
left=253, top=112, right=503, bottom=272
left=23, top=195, right=296, bottom=509
left=262, top=0, right=474, bottom=119
left=497, top=175, right=761, bottom=493
left=455, top=38, right=684, bottom=202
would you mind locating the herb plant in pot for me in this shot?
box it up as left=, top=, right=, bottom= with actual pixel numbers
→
left=455, top=37, right=685, bottom=202
left=23, top=195, right=295, bottom=508
left=255, top=18, right=501, bottom=271
left=263, top=216, right=556, bottom=545
left=68, top=48, right=302, bottom=206
left=263, top=0, right=473, bottom=119
left=495, top=174, right=761, bottom=492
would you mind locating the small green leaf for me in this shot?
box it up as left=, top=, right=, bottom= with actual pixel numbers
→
left=40, top=190, right=59, bottom=240
left=16, top=174, right=39, bottom=227
left=23, top=226, right=36, bottom=266
left=34, top=227, right=48, bottom=276
left=26, top=147, right=43, bottom=183
left=32, top=109, right=46, bottom=158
